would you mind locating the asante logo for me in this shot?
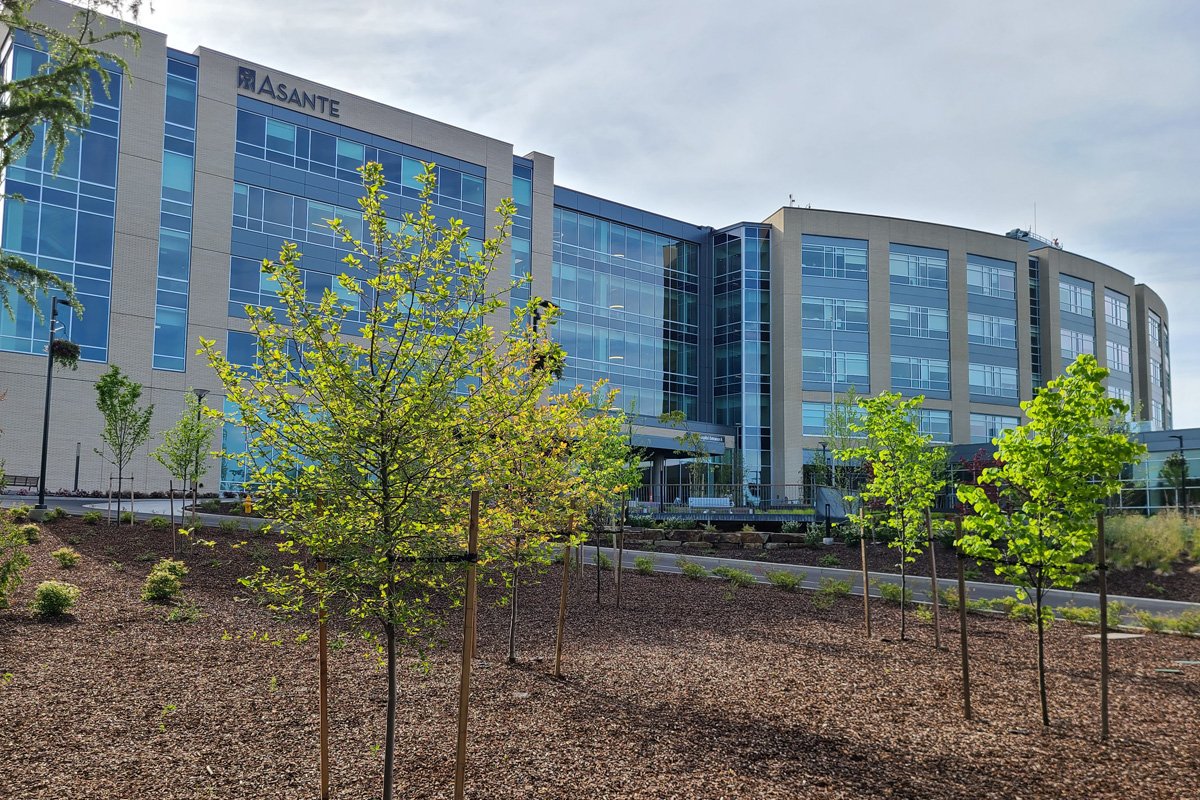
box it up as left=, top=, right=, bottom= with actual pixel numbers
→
left=237, top=67, right=340, bottom=118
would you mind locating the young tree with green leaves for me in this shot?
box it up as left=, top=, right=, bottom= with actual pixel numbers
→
left=1, top=0, right=141, bottom=319
left=839, top=392, right=946, bottom=640
left=956, top=354, right=1145, bottom=727
left=481, top=384, right=636, bottom=664
left=94, top=364, right=153, bottom=513
left=202, top=161, right=572, bottom=800
left=152, top=390, right=218, bottom=527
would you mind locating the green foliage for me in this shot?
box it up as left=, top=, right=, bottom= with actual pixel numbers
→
left=1135, top=610, right=1169, bottom=633
left=119, top=511, right=134, bottom=524
left=1106, top=513, right=1191, bottom=573
left=711, top=566, right=754, bottom=588
left=766, top=570, right=804, bottom=591
left=627, top=515, right=654, bottom=528
left=803, top=529, right=822, bottom=547
left=8, top=505, right=31, bottom=522
left=874, top=580, right=912, bottom=604
left=677, top=559, right=707, bottom=580
left=148, top=516, right=170, bottom=530
left=152, top=389, right=217, bottom=521
left=31, top=580, right=80, bottom=617
left=44, top=507, right=66, bottom=522
left=94, top=365, right=154, bottom=509
left=956, top=355, right=1146, bottom=726
left=141, top=559, right=187, bottom=603
left=701, top=522, right=718, bottom=533
left=50, top=546, right=80, bottom=569
left=596, top=552, right=613, bottom=571
left=200, top=162, right=629, bottom=799
left=18, top=523, right=40, bottom=543
left=839, top=392, right=946, bottom=568
left=1058, top=605, right=1101, bottom=625
left=1173, top=611, right=1200, bottom=636
left=781, top=520, right=804, bottom=534
left=0, top=520, right=31, bottom=609
left=165, top=599, right=201, bottom=623
left=813, top=576, right=852, bottom=610
left=914, top=606, right=934, bottom=623
left=818, top=554, right=841, bottom=568
left=82, top=511, right=102, bottom=525
left=661, top=518, right=693, bottom=531
left=838, top=524, right=860, bottom=546
left=634, top=555, right=655, bottom=575
left=218, top=519, right=239, bottom=534
left=740, top=524, right=756, bottom=534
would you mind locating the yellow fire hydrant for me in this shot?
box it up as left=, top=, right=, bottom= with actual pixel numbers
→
left=243, top=493, right=253, bottom=516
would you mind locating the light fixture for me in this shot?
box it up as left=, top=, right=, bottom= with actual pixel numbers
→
left=608, top=354, right=624, bottom=361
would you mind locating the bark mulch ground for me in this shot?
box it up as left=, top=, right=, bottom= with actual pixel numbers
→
left=2, top=518, right=1199, bottom=799
left=696, top=539, right=1200, bottom=604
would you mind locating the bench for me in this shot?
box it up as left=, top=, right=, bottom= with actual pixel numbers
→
left=687, top=496, right=733, bottom=509
left=3, top=474, right=39, bottom=491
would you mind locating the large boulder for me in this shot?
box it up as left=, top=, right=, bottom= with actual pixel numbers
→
left=740, top=530, right=767, bottom=545
left=769, top=532, right=805, bottom=544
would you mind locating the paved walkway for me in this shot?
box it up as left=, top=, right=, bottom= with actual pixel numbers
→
left=580, top=544, right=1200, bottom=620
left=1, top=495, right=261, bottom=531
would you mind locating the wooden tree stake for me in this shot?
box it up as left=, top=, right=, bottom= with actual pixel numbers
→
left=318, top=558, right=330, bottom=800
left=927, top=507, right=941, bottom=650
left=860, top=521, right=871, bottom=639
left=956, top=517, right=972, bottom=721
left=1098, top=510, right=1109, bottom=741
left=555, top=542, right=571, bottom=679
left=454, top=490, right=480, bottom=799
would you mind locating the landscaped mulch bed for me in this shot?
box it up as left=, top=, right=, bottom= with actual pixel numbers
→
left=2, top=518, right=1199, bottom=799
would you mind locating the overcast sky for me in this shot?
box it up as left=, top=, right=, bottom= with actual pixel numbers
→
left=142, top=0, right=1200, bottom=425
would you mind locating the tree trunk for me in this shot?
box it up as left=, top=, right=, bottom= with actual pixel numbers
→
left=1036, top=590, right=1049, bottom=728
left=899, top=547, right=908, bottom=641
left=383, top=620, right=397, bottom=800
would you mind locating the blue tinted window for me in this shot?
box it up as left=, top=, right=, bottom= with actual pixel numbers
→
left=165, top=76, right=196, bottom=127
left=76, top=212, right=114, bottom=266
left=336, top=139, right=364, bottom=171
left=2, top=202, right=39, bottom=253
left=265, top=119, right=296, bottom=155
left=237, top=110, right=265, bottom=144
left=38, top=204, right=76, bottom=260
left=79, top=132, right=118, bottom=186
left=157, top=229, right=190, bottom=280
left=162, top=151, right=194, bottom=203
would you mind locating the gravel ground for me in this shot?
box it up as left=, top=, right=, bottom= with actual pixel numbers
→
left=1, top=519, right=1198, bottom=799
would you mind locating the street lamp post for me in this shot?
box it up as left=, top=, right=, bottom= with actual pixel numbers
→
left=191, top=388, right=210, bottom=496
left=1169, top=434, right=1187, bottom=516
left=36, top=297, right=67, bottom=510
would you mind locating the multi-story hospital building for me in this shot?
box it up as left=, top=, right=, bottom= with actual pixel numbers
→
left=0, top=1, right=1173, bottom=496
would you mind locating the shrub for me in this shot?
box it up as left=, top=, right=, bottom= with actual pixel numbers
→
left=838, top=525, right=860, bottom=546
left=701, top=522, right=718, bottom=533
left=1059, top=605, right=1101, bottom=625
left=51, top=547, right=81, bottom=569
left=142, top=558, right=188, bottom=603
left=818, top=576, right=852, bottom=596
left=874, top=581, right=912, bottom=604
left=1135, top=610, right=1170, bottom=633
left=148, top=516, right=170, bottom=530
left=18, top=523, right=40, bottom=544
left=31, top=580, right=80, bottom=617
left=662, top=518, right=692, bottom=531
left=218, top=519, right=240, bottom=533
left=8, top=505, right=31, bottom=522
left=711, top=566, right=755, bottom=588
left=634, top=556, right=655, bottom=576
left=0, top=524, right=31, bottom=610
left=781, top=520, right=804, bottom=534
left=1171, top=610, right=1200, bottom=636
left=818, top=554, right=842, bottom=568
left=914, top=606, right=934, bottom=623
left=627, top=515, right=654, bottom=529
left=596, top=552, right=613, bottom=571
left=1106, top=513, right=1189, bottom=573
left=740, top=524, right=756, bottom=534
left=938, top=587, right=960, bottom=610
left=82, top=511, right=102, bottom=525
left=766, top=570, right=804, bottom=591
left=676, top=559, right=707, bottom=580
left=44, top=507, right=67, bottom=522
left=165, top=599, right=201, bottom=623
left=119, top=512, right=134, bottom=524
left=803, top=530, right=822, bottom=547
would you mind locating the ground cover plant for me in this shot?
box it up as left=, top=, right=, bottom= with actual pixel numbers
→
left=0, top=517, right=1198, bottom=799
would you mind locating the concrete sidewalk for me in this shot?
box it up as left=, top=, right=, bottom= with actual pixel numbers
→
left=580, top=544, right=1200, bottom=620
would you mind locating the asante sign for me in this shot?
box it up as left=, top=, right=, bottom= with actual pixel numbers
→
left=237, top=67, right=340, bottom=118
